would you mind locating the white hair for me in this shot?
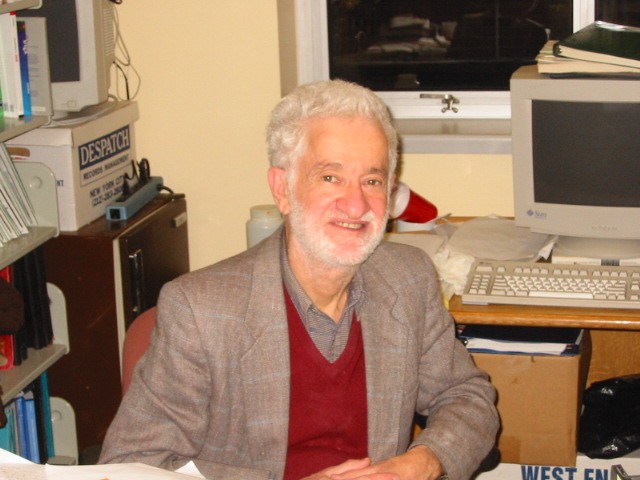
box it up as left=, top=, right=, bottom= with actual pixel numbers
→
left=266, top=79, right=399, bottom=179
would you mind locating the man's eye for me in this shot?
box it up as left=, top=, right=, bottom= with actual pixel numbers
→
left=366, top=178, right=383, bottom=186
left=322, top=175, right=336, bottom=183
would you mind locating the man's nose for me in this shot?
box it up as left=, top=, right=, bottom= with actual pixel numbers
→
left=337, top=183, right=369, bottom=219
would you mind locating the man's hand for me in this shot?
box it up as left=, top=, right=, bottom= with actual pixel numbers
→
left=328, top=446, right=444, bottom=480
left=302, top=458, right=400, bottom=480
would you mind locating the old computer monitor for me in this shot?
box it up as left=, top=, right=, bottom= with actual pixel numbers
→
left=510, top=66, right=640, bottom=263
left=21, top=0, right=115, bottom=114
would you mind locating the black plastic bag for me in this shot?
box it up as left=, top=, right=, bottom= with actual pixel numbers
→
left=579, top=375, right=640, bottom=459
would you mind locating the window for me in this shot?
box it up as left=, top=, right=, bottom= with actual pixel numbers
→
left=290, top=0, right=640, bottom=120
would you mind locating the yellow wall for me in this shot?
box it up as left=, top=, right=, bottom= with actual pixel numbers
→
left=114, top=2, right=514, bottom=271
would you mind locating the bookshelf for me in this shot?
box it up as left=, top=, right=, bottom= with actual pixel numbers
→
left=0, top=0, right=58, bottom=270
left=0, top=0, right=70, bottom=459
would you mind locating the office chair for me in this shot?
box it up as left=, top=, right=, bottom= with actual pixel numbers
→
left=121, top=306, right=157, bottom=395
left=79, top=306, right=158, bottom=465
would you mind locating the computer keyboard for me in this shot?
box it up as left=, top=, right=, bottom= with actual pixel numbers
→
left=462, top=260, right=640, bottom=309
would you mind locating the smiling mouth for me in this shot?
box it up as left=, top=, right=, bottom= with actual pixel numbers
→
left=334, top=221, right=366, bottom=230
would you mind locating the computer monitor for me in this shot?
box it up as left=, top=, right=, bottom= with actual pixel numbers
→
left=510, top=66, right=640, bottom=262
left=21, top=0, right=115, bottom=114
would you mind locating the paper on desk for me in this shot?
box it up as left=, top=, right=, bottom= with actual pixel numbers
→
left=0, top=447, right=206, bottom=480
left=175, top=461, right=206, bottom=478
left=447, top=216, right=553, bottom=261
left=44, top=463, right=203, bottom=480
left=384, top=232, right=445, bottom=260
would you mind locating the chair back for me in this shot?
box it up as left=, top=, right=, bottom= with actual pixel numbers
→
left=121, top=306, right=157, bottom=395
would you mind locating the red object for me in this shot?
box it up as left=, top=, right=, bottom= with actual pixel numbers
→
left=391, top=182, right=438, bottom=223
left=0, top=335, right=14, bottom=370
left=283, top=290, right=368, bottom=479
left=121, top=306, right=157, bottom=395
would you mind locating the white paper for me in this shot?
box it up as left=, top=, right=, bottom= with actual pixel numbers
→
left=463, top=337, right=569, bottom=355
left=447, top=216, right=552, bottom=261
left=0, top=449, right=204, bottom=480
left=384, top=231, right=445, bottom=259
left=45, top=463, right=203, bottom=480
left=174, top=461, right=206, bottom=478
left=0, top=464, right=46, bottom=480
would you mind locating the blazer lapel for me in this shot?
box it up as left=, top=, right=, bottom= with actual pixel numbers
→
left=238, top=235, right=291, bottom=475
left=359, top=272, right=410, bottom=461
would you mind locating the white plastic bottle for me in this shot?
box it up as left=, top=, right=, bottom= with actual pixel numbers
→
left=246, top=204, right=283, bottom=248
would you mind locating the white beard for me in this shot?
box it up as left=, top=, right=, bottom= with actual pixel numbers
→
left=287, top=195, right=387, bottom=268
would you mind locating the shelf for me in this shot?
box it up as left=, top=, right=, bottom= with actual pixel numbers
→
left=0, top=343, right=67, bottom=404
left=0, top=225, right=57, bottom=270
left=0, top=116, right=49, bottom=143
left=0, top=0, right=69, bottom=429
left=0, top=0, right=41, bottom=17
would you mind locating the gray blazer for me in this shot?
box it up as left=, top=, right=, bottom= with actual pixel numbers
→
left=100, top=230, right=498, bottom=480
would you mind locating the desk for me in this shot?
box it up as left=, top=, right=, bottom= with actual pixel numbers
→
left=449, top=293, right=640, bottom=386
left=431, top=216, right=640, bottom=386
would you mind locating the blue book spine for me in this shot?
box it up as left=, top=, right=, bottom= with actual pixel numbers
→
left=39, top=373, right=55, bottom=459
left=16, top=20, right=31, bottom=117
left=0, top=403, right=16, bottom=453
left=24, top=393, right=40, bottom=463
left=14, top=395, right=28, bottom=459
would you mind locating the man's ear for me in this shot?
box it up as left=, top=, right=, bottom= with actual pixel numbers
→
left=267, top=166, right=291, bottom=216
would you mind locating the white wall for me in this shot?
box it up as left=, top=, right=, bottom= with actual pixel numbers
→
left=114, top=2, right=514, bottom=271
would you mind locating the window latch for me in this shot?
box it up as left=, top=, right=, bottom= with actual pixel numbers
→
left=441, top=94, right=459, bottom=113
left=419, top=93, right=460, bottom=113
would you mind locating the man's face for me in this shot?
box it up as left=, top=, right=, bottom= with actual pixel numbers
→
left=276, top=116, right=391, bottom=268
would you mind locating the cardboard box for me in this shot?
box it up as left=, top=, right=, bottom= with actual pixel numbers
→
left=8, top=101, right=139, bottom=231
left=475, top=449, right=640, bottom=480
left=471, top=332, right=591, bottom=467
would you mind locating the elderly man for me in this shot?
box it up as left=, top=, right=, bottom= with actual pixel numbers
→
left=99, top=80, right=499, bottom=480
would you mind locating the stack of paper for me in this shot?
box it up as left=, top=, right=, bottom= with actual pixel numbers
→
left=0, top=144, right=37, bottom=247
left=459, top=324, right=583, bottom=356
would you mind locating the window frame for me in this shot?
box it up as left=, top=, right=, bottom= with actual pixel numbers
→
left=292, top=0, right=597, bottom=121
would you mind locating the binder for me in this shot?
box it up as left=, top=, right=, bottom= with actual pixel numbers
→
left=459, top=324, right=583, bottom=356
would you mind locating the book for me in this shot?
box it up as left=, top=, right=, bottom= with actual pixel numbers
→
left=537, top=40, right=640, bottom=75
left=16, top=20, right=31, bottom=117
left=12, top=247, right=54, bottom=357
left=15, top=17, right=51, bottom=116
left=36, top=373, right=54, bottom=460
left=0, top=11, right=24, bottom=117
left=14, top=394, right=28, bottom=459
left=459, top=324, right=583, bottom=356
left=0, top=333, right=15, bottom=370
left=23, top=391, right=40, bottom=463
left=0, top=264, right=16, bottom=370
left=553, top=21, right=640, bottom=69
left=0, top=402, right=17, bottom=454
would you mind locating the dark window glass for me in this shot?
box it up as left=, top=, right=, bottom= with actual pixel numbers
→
left=327, top=0, right=639, bottom=92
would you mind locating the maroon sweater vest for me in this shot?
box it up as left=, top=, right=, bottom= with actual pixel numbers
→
left=283, top=290, right=368, bottom=480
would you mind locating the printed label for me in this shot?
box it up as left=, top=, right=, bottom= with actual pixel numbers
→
left=88, top=174, right=125, bottom=208
left=78, top=125, right=132, bottom=186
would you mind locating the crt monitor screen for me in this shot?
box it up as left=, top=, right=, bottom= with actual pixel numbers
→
left=531, top=100, right=640, bottom=209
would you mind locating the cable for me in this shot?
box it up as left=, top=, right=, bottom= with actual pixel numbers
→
left=110, top=2, right=141, bottom=102
left=137, top=158, right=151, bottom=183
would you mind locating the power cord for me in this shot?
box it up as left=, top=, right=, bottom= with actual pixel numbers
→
left=120, top=158, right=152, bottom=200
